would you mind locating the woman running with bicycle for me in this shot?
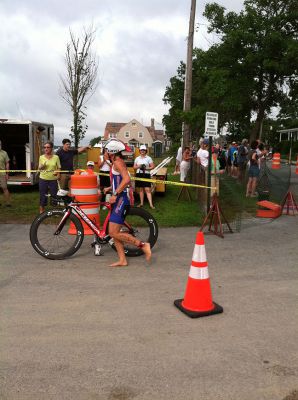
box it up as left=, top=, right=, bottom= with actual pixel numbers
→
left=104, top=139, right=151, bottom=267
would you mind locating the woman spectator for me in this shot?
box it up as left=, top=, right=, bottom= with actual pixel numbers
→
left=38, top=141, right=61, bottom=213
left=180, top=146, right=193, bottom=182
left=133, top=145, right=155, bottom=209
left=98, top=147, right=112, bottom=208
left=173, top=146, right=182, bottom=175
left=246, top=140, right=260, bottom=197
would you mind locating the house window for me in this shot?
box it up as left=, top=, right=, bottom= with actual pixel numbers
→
left=125, top=131, right=130, bottom=138
left=138, top=132, right=143, bottom=139
left=109, top=133, right=116, bottom=138
left=132, top=122, right=136, bottom=127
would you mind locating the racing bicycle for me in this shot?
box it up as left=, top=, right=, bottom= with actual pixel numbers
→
left=30, top=191, right=158, bottom=260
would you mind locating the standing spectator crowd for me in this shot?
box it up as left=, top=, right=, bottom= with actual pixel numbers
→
left=174, top=138, right=269, bottom=198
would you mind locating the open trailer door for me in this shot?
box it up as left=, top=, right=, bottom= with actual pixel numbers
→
left=0, top=119, right=54, bottom=186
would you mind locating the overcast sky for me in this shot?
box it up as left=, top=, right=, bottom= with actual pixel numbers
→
left=0, top=0, right=244, bottom=145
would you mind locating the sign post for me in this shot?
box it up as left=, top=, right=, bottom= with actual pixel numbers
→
left=205, top=112, right=218, bottom=211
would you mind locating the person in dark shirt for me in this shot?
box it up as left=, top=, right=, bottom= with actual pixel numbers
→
left=56, top=138, right=90, bottom=190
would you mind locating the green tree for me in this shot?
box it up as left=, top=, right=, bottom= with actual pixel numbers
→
left=90, top=136, right=102, bottom=147
left=162, top=62, right=185, bottom=144
left=163, top=0, right=298, bottom=146
left=204, top=0, right=298, bottom=141
left=60, top=26, right=98, bottom=148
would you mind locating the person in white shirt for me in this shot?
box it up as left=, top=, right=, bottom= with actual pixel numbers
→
left=196, top=139, right=209, bottom=169
left=133, top=145, right=155, bottom=209
left=98, top=147, right=112, bottom=207
left=173, top=146, right=182, bottom=175
left=180, top=146, right=193, bottom=182
left=196, top=139, right=209, bottom=186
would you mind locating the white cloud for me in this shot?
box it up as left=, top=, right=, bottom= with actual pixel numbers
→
left=0, top=1, right=244, bottom=145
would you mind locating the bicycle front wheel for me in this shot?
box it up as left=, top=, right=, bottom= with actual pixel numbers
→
left=30, top=210, right=84, bottom=260
left=110, top=206, right=158, bottom=257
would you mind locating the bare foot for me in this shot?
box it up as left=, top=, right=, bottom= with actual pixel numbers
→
left=142, top=242, right=151, bottom=262
left=109, top=261, right=128, bottom=267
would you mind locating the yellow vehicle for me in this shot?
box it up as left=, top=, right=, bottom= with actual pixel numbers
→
left=131, top=156, right=171, bottom=196
left=151, top=166, right=168, bottom=195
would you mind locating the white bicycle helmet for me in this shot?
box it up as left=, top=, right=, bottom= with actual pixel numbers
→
left=104, top=139, right=126, bottom=154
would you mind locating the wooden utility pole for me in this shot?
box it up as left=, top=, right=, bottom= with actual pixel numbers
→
left=182, top=0, right=196, bottom=150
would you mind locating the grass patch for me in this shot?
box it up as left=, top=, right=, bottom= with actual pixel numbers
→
left=0, top=153, right=258, bottom=227
left=0, top=172, right=205, bottom=227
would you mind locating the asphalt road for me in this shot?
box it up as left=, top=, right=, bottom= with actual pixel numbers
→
left=0, top=211, right=298, bottom=400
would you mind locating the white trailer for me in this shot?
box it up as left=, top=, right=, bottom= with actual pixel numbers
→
left=0, top=119, right=54, bottom=185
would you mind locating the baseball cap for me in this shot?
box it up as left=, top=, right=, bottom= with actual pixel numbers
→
left=139, top=145, right=147, bottom=151
left=87, top=160, right=95, bottom=166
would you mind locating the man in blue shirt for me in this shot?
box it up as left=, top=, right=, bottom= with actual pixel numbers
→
left=56, top=138, right=90, bottom=189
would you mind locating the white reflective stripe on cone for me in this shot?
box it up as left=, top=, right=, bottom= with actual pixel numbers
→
left=192, top=244, right=207, bottom=263
left=71, top=188, right=98, bottom=195
left=189, top=265, right=209, bottom=280
left=83, top=208, right=99, bottom=215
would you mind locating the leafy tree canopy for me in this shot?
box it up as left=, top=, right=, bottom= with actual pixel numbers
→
left=163, top=0, right=298, bottom=146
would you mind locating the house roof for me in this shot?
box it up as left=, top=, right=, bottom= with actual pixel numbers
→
left=104, top=122, right=126, bottom=139
left=104, top=119, right=166, bottom=143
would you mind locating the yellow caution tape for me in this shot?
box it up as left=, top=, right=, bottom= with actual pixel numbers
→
left=0, top=170, right=216, bottom=190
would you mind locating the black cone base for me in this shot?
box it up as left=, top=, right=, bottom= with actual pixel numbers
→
left=174, top=299, right=223, bottom=318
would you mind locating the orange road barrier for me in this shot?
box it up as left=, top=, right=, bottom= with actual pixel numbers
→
left=69, top=170, right=100, bottom=235
left=256, top=200, right=281, bottom=218
left=174, top=231, right=223, bottom=318
left=271, top=153, right=281, bottom=169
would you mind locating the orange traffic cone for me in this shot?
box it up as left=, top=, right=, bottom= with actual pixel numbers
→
left=174, top=231, right=223, bottom=318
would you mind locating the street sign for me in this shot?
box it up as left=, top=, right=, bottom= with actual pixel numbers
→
left=205, top=112, right=218, bottom=136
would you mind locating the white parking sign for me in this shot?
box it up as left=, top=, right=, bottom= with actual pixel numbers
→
left=205, top=112, right=218, bottom=136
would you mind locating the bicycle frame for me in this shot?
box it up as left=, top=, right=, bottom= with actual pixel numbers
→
left=55, top=199, right=112, bottom=240
left=54, top=198, right=135, bottom=242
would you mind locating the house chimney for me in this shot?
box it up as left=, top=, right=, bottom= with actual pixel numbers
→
left=151, top=118, right=155, bottom=129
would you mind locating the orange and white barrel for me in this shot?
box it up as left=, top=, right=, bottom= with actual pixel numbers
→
left=272, top=153, right=281, bottom=169
left=69, top=170, right=100, bottom=235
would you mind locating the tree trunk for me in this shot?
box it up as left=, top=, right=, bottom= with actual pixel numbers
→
left=250, top=107, right=265, bottom=142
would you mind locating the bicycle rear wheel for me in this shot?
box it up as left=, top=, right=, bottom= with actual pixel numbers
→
left=110, top=206, right=158, bottom=257
left=30, top=210, right=84, bottom=260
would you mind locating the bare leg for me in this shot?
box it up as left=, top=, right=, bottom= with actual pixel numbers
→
left=145, top=188, right=154, bottom=208
left=138, top=189, right=144, bottom=206
left=109, top=222, right=151, bottom=264
left=251, top=177, right=258, bottom=196
left=110, top=238, right=128, bottom=267
left=3, top=188, right=11, bottom=205
left=246, top=178, right=252, bottom=197
left=39, top=206, right=45, bottom=214
left=109, top=223, right=128, bottom=267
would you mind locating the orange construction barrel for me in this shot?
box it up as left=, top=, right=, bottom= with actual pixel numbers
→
left=69, top=170, right=100, bottom=235
left=272, top=153, right=281, bottom=169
